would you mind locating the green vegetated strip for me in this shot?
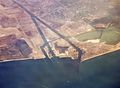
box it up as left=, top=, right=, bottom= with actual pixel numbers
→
left=75, top=26, right=120, bottom=45
left=75, top=30, right=101, bottom=41
left=100, top=30, right=120, bottom=45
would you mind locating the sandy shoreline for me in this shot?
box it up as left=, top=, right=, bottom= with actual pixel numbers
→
left=0, top=57, right=34, bottom=63
left=82, top=48, right=120, bottom=61
left=0, top=48, right=120, bottom=63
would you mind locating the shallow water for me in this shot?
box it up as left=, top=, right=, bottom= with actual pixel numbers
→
left=0, top=50, right=120, bottom=88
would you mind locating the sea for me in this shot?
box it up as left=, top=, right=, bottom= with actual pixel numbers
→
left=0, top=50, right=120, bottom=88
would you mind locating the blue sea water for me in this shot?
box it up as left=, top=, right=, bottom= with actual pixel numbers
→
left=0, top=50, right=120, bottom=88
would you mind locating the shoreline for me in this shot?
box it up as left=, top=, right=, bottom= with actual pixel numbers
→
left=82, top=48, right=120, bottom=61
left=0, top=48, right=120, bottom=63
left=0, top=57, right=34, bottom=63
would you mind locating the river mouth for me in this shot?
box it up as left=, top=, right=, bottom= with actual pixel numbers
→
left=0, top=50, right=120, bottom=88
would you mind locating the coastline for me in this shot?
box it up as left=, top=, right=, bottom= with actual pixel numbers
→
left=0, top=48, right=120, bottom=63
left=0, top=57, right=34, bottom=63
left=82, top=48, right=120, bottom=61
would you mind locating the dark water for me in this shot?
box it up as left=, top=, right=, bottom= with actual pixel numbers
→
left=0, top=50, right=120, bottom=88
